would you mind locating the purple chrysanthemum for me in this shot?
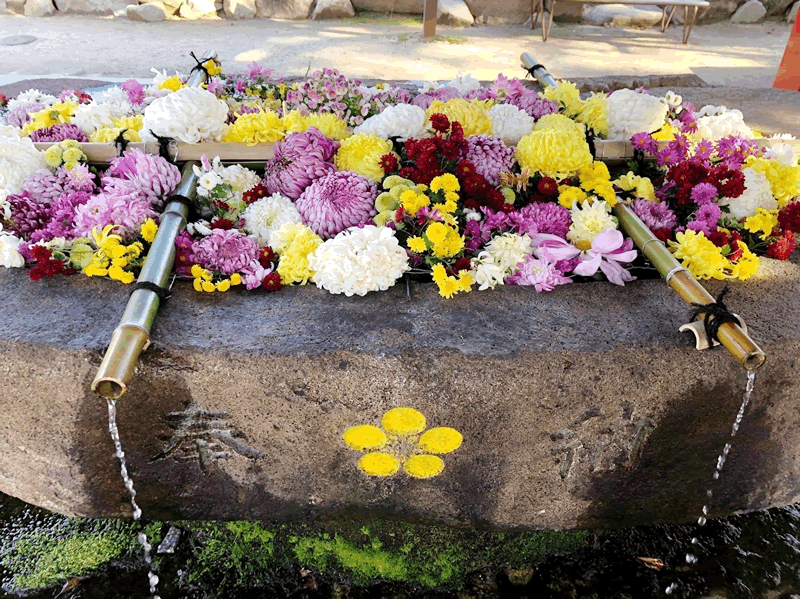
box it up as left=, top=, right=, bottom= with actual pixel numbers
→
left=507, top=91, right=559, bottom=120
left=264, top=128, right=339, bottom=200
left=7, top=191, right=50, bottom=240
left=464, top=135, right=515, bottom=186
left=29, top=124, right=89, bottom=143
left=295, top=171, right=377, bottom=240
left=190, top=229, right=260, bottom=276
left=631, top=132, right=659, bottom=155
left=120, top=80, right=146, bottom=106
left=22, top=168, right=70, bottom=203
left=516, top=202, right=572, bottom=239
left=411, top=87, right=462, bottom=110
left=73, top=189, right=156, bottom=241
left=5, top=103, right=46, bottom=129
left=632, top=199, right=678, bottom=231
left=687, top=202, right=722, bottom=237
left=102, top=148, right=181, bottom=207
left=227, top=104, right=261, bottom=125
left=464, top=88, right=498, bottom=101
left=29, top=190, right=93, bottom=244
left=506, top=254, right=572, bottom=292
left=690, top=182, right=718, bottom=204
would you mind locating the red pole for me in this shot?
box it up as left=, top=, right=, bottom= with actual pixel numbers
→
left=774, top=17, right=800, bottom=91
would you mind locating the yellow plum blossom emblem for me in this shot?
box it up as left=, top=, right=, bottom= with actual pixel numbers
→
left=343, top=408, right=463, bottom=479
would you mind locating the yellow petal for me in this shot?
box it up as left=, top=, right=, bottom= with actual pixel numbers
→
left=343, top=425, right=387, bottom=451
left=418, top=427, right=463, bottom=454
left=358, top=453, right=399, bottom=477
left=403, top=455, right=444, bottom=479
left=381, top=408, right=426, bottom=436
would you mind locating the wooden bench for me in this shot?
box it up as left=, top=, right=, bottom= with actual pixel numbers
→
left=531, top=0, right=711, bottom=44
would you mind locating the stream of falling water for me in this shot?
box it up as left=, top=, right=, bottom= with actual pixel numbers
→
left=665, top=370, right=757, bottom=596
left=107, top=399, right=161, bottom=599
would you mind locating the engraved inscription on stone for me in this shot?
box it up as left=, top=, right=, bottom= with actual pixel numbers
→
left=551, top=402, right=652, bottom=480
left=152, top=402, right=263, bottom=473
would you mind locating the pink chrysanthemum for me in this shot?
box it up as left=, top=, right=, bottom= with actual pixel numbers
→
left=22, top=168, right=70, bottom=203
left=464, top=135, right=515, bottom=186
left=263, top=128, right=339, bottom=200
left=411, top=87, right=462, bottom=110
left=5, top=103, right=46, bottom=128
left=631, top=199, right=678, bottom=231
left=73, top=189, right=156, bottom=241
left=29, top=124, right=89, bottom=143
left=30, top=191, right=93, bottom=244
left=64, top=164, right=96, bottom=193
left=295, top=171, right=377, bottom=240
left=8, top=191, right=50, bottom=240
left=102, top=148, right=181, bottom=207
left=190, top=228, right=260, bottom=276
left=506, top=253, right=572, bottom=292
left=515, top=202, right=572, bottom=239
left=508, top=92, right=559, bottom=120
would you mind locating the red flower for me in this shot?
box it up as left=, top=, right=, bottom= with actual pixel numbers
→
left=429, top=113, right=450, bottom=134
left=398, top=167, right=416, bottom=180
left=486, top=189, right=507, bottom=212
left=778, top=202, right=800, bottom=233
left=766, top=231, right=797, bottom=260
left=449, top=121, right=464, bottom=140
left=30, top=245, right=52, bottom=262
left=210, top=217, right=234, bottom=230
left=727, top=230, right=744, bottom=262
left=654, top=227, right=674, bottom=244
left=0, top=93, right=7, bottom=108
left=379, top=153, right=399, bottom=174
left=243, top=183, right=268, bottom=205
left=451, top=257, right=472, bottom=274
left=708, top=230, right=729, bottom=247
left=711, top=166, right=745, bottom=199
left=261, top=271, right=283, bottom=291
left=211, top=198, right=231, bottom=213
left=537, top=177, right=559, bottom=197
left=456, top=160, right=476, bottom=180
left=394, top=205, right=406, bottom=222
left=259, top=246, right=277, bottom=267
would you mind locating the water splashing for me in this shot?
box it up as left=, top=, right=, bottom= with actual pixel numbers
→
left=107, top=399, right=161, bottom=599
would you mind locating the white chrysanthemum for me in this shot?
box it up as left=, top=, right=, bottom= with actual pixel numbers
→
left=186, top=220, right=213, bottom=237
left=721, top=167, right=777, bottom=220
left=0, top=234, right=25, bottom=268
left=6, top=89, right=57, bottom=111
left=353, top=104, right=427, bottom=142
left=72, top=102, right=127, bottom=136
left=148, top=68, right=184, bottom=91
left=664, top=91, right=683, bottom=108
left=763, top=144, right=799, bottom=167
left=0, top=131, right=47, bottom=196
left=242, top=192, right=302, bottom=248
left=568, top=200, right=617, bottom=249
left=307, top=225, right=409, bottom=296
left=470, top=252, right=507, bottom=291
left=488, top=104, right=534, bottom=146
left=142, top=87, right=229, bottom=144
left=444, top=73, right=481, bottom=95
left=694, top=105, right=754, bottom=140
left=220, top=164, right=260, bottom=194
left=485, top=232, right=533, bottom=272
left=605, top=89, right=669, bottom=140
left=94, top=86, right=133, bottom=114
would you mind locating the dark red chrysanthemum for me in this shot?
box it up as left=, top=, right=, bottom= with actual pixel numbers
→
left=450, top=257, right=472, bottom=274
left=766, top=231, right=797, bottom=261
left=261, top=271, right=283, bottom=291
left=379, top=153, right=399, bottom=174
left=398, top=167, right=416, bottom=181
left=210, top=217, right=234, bottom=230
left=211, top=198, right=231, bottom=213
left=537, top=177, right=559, bottom=197
left=711, top=166, right=745, bottom=199
left=654, top=227, right=674, bottom=244
left=708, top=230, right=729, bottom=248
left=456, top=160, right=476, bottom=180
left=778, top=202, right=800, bottom=233
left=429, top=113, right=450, bottom=134
left=727, top=231, right=744, bottom=262
left=259, top=246, right=277, bottom=267
left=243, top=183, right=269, bottom=205
left=30, top=245, right=52, bottom=262
left=449, top=121, right=464, bottom=140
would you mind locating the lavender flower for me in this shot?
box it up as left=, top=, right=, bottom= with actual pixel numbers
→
left=631, top=132, right=658, bottom=155
left=411, top=87, right=462, bottom=110
left=631, top=199, right=678, bottom=231
left=690, top=182, right=718, bottom=204
left=686, top=202, right=722, bottom=237
left=120, top=80, right=146, bottom=106
left=5, top=103, right=46, bottom=128
left=489, top=74, right=528, bottom=99
left=7, top=191, right=50, bottom=239
left=506, top=253, right=572, bottom=292
left=295, top=171, right=377, bottom=240
left=190, top=229, right=260, bottom=276
left=515, top=202, right=572, bottom=239
left=73, top=189, right=156, bottom=240
left=264, top=128, right=339, bottom=200
left=29, top=124, right=89, bottom=143
left=102, top=148, right=181, bottom=207
left=464, top=136, right=515, bottom=187
left=463, top=88, right=498, bottom=101
left=507, top=91, right=559, bottom=120
left=29, top=190, right=92, bottom=243
left=22, top=168, right=70, bottom=203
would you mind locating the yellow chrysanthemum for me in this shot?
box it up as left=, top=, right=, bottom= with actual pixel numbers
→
left=516, top=127, right=593, bottom=179
left=358, top=453, right=400, bottom=477
left=567, top=200, right=617, bottom=250
left=382, top=407, right=426, bottom=436
left=203, top=59, right=222, bottom=77
left=651, top=122, right=680, bottom=142
left=159, top=76, right=184, bottom=92
left=191, top=264, right=212, bottom=281
left=407, top=236, right=427, bottom=253
left=399, top=189, right=430, bottom=217
left=539, top=80, right=583, bottom=116
left=273, top=222, right=322, bottom=285
left=575, top=92, right=608, bottom=137
left=223, top=110, right=285, bottom=145
left=343, top=425, right=387, bottom=451
left=744, top=208, right=779, bottom=241
left=425, top=222, right=448, bottom=244
left=431, top=265, right=471, bottom=298
left=140, top=219, right=158, bottom=243
left=745, top=156, right=800, bottom=207
left=22, top=102, right=78, bottom=135
left=230, top=273, right=242, bottom=285
left=333, top=133, right=395, bottom=183
left=44, top=147, right=63, bottom=168
left=670, top=230, right=729, bottom=280
left=90, top=127, right=141, bottom=144
left=426, top=99, right=492, bottom=138
left=418, top=427, right=463, bottom=454
left=403, top=455, right=444, bottom=479
left=731, top=242, right=759, bottom=280
left=108, top=265, right=135, bottom=284
left=283, top=110, right=350, bottom=141
left=635, top=178, right=656, bottom=201
left=425, top=223, right=463, bottom=258
left=215, top=279, right=231, bottom=292
left=430, top=173, right=460, bottom=194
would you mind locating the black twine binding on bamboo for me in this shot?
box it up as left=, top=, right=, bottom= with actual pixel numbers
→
left=164, top=193, right=198, bottom=222
left=129, top=281, right=171, bottom=302
left=585, top=130, right=597, bottom=158
left=524, top=63, right=546, bottom=79
left=149, top=130, right=174, bottom=162
left=114, top=129, right=129, bottom=156
left=690, top=287, right=741, bottom=347
left=189, top=51, right=210, bottom=79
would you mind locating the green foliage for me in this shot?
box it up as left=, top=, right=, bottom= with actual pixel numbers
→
left=341, top=11, right=422, bottom=25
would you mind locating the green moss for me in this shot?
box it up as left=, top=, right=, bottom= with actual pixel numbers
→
left=341, top=11, right=422, bottom=26
left=8, top=530, right=129, bottom=590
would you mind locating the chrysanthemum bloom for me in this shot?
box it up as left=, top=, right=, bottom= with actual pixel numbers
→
left=142, top=87, right=229, bottom=144
left=295, top=171, right=377, bottom=239
left=308, top=225, right=409, bottom=296
left=575, top=92, right=609, bottom=137
left=411, top=86, right=462, bottom=110
left=516, top=202, right=572, bottom=239
left=30, top=190, right=92, bottom=244
left=516, top=124, right=593, bottom=179
left=241, top=192, right=302, bottom=247
left=631, top=199, right=678, bottom=231
left=7, top=192, right=50, bottom=239
left=21, top=168, right=70, bottom=203
left=694, top=105, right=754, bottom=140
left=73, top=189, right=156, bottom=242
left=506, top=253, right=572, bottom=292
left=721, top=167, right=777, bottom=220
left=272, top=222, right=322, bottom=285
left=222, top=109, right=285, bottom=145
left=487, top=104, right=534, bottom=147
left=605, top=89, right=669, bottom=140
left=0, top=233, right=25, bottom=268
left=539, top=80, right=583, bottom=116
left=263, top=128, right=339, bottom=200
left=572, top=228, right=638, bottom=286
left=0, top=131, right=47, bottom=196
left=190, top=228, right=260, bottom=276
left=464, top=135, right=516, bottom=186
left=508, top=91, right=559, bottom=120
left=283, top=111, right=350, bottom=141
left=102, top=148, right=181, bottom=207
left=334, top=133, right=396, bottom=183
left=5, top=103, right=47, bottom=129
left=353, top=103, right=427, bottom=142
left=29, top=124, right=88, bottom=143
left=72, top=102, right=127, bottom=137
left=425, top=99, right=492, bottom=138
left=567, top=200, right=617, bottom=250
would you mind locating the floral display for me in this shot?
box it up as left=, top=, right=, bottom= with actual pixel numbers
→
left=0, top=65, right=798, bottom=302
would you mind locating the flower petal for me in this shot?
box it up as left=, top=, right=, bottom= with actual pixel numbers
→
left=343, top=425, right=387, bottom=451
left=418, top=427, right=463, bottom=454
left=358, top=453, right=400, bottom=477
left=382, top=408, right=426, bottom=436
left=403, top=455, right=444, bottom=479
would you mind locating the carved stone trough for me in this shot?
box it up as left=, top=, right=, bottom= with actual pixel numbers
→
left=1, top=251, right=799, bottom=529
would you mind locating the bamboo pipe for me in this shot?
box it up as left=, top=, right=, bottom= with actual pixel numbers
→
left=614, top=203, right=766, bottom=370
left=92, top=50, right=218, bottom=399
left=92, top=161, right=200, bottom=399
left=520, top=53, right=558, bottom=89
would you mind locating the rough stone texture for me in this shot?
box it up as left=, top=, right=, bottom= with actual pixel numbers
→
left=437, top=0, right=474, bottom=24
left=0, top=0, right=9, bottom=14
left=351, top=0, right=423, bottom=13
left=1, top=252, right=800, bottom=529
left=730, top=0, right=767, bottom=20
left=465, top=0, right=528, bottom=23
left=23, top=0, right=55, bottom=16
left=582, top=4, right=663, bottom=27
left=255, top=0, right=312, bottom=18
left=223, top=0, right=255, bottom=19
left=311, top=0, right=355, bottom=18
left=570, top=73, right=709, bottom=93
left=695, top=0, right=739, bottom=21
left=177, top=0, right=216, bottom=17
left=126, top=2, right=167, bottom=20
left=762, top=0, right=795, bottom=15
left=53, top=0, right=127, bottom=13
left=788, top=0, right=799, bottom=20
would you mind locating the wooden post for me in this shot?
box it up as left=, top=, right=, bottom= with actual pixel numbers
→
left=423, top=0, right=437, bottom=38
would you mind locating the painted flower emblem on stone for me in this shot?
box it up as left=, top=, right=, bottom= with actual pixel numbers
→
left=343, top=408, right=463, bottom=479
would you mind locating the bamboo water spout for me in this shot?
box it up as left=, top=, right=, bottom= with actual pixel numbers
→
left=92, top=161, right=200, bottom=399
